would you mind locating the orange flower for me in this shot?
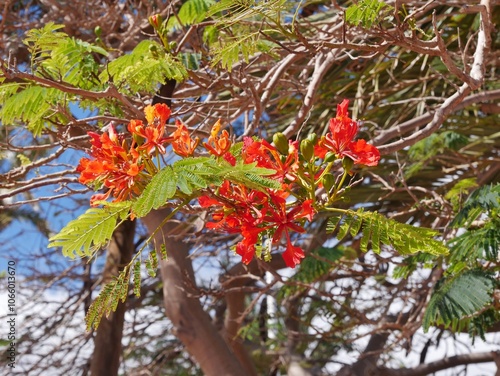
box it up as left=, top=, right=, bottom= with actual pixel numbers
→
left=242, top=137, right=299, bottom=182
left=171, top=119, right=199, bottom=157
left=128, top=104, right=173, bottom=155
left=203, top=119, right=232, bottom=157
left=77, top=125, right=144, bottom=205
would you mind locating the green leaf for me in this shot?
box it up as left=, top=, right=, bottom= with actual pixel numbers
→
left=23, top=23, right=67, bottom=67
left=167, top=0, right=215, bottom=30
left=146, top=250, right=158, bottom=277
left=133, top=260, right=141, bottom=297
left=41, top=37, right=106, bottom=89
left=132, top=166, right=177, bottom=217
left=221, top=161, right=281, bottom=190
left=85, top=266, right=131, bottom=330
left=451, top=184, right=500, bottom=228
left=101, top=40, right=188, bottom=94
left=345, top=0, right=392, bottom=29
left=449, top=220, right=500, bottom=262
left=423, top=270, right=495, bottom=331
left=48, top=203, right=130, bottom=258
left=0, top=85, right=63, bottom=135
left=329, top=209, right=449, bottom=257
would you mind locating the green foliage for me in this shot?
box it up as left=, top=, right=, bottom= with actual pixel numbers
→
left=86, top=265, right=131, bottom=330
left=204, top=0, right=286, bottom=70
left=210, top=31, right=277, bottom=71
left=23, top=23, right=67, bottom=68
left=408, top=131, right=469, bottom=162
left=451, top=183, right=500, bottom=228
left=423, top=270, right=495, bottom=331
left=327, top=208, right=449, bottom=256
left=392, top=252, right=436, bottom=279
left=449, top=220, right=500, bottom=263
left=345, top=0, right=393, bottom=29
left=132, top=156, right=280, bottom=217
left=40, top=38, right=107, bottom=89
left=406, top=131, right=469, bottom=178
left=133, top=260, right=141, bottom=297
left=445, top=178, right=478, bottom=211
left=423, top=183, right=499, bottom=337
left=167, top=0, right=215, bottom=30
left=207, top=0, right=289, bottom=24
left=48, top=202, right=131, bottom=258
left=100, top=40, right=188, bottom=94
left=0, top=85, right=63, bottom=135
left=146, top=250, right=158, bottom=277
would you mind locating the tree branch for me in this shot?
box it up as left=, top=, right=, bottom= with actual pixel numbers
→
left=384, top=351, right=500, bottom=376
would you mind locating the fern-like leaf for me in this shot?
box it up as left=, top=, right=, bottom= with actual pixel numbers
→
left=451, top=183, right=500, bottom=228
left=48, top=203, right=130, bottom=258
left=132, top=166, right=177, bottom=217
left=423, top=270, right=495, bottom=331
left=221, top=161, right=281, bottom=190
left=85, top=266, right=131, bottom=330
left=132, top=260, right=141, bottom=297
left=146, top=250, right=158, bottom=277
left=345, top=0, right=392, bottom=29
left=101, top=40, right=187, bottom=94
left=327, top=209, right=449, bottom=256
left=449, top=220, right=500, bottom=262
left=23, top=23, right=67, bottom=68
left=167, top=0, right=215, bottom=30
left=41, top=38, right=107, bottom=89
left=0, top=85, right=63, bottom=135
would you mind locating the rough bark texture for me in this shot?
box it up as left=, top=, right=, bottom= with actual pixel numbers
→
left=90, top=219, right=135, bottom=376
left=142, top=208, right=251, bottom=376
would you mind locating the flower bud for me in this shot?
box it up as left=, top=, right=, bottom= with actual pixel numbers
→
left=323, top=151, right=337, bottom=163
left=300, top=139, right=314, bottom=161
left=168, top=41, right=177, bottom=52
left=149, top=14, right=163, bottom=30
left=322, top=173, right=335, bottom=192
left=94, top=26, right=102, bottom=38
left=306, top=133, right=318, bottom=145
left=342, top=157, right=354, bottom=172
left=273, top=132, right=289, bottom=155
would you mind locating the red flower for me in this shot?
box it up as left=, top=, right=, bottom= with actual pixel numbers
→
left=203, top=119, right=232, bottom=157
left=242, top=137, right=299, bottom=182
left=128, top=104, right=173, bottom=155
left=77, top=125, right=144, bottom=205
left=281, top=234, right=305, bottom=269
left=264, top=197, right=315, bottom=268
left=315, top=99, right=380, bottom=167
left=171, top=119, right=200, bottom=157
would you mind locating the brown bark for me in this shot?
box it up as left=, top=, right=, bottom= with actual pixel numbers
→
left=384, top=351, right=500, bottom=376
left=90, top=219, right=136, bottom=376
left=142, top=208, right=251, bottom=376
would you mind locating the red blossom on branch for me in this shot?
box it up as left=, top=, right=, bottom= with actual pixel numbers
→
left=77, top=100, right=376, bottom=268
left=171, top=119, right=200, bottom=157
left=242, top=137, right=299, bottom=182
left=128, top=103, right=172, bottom=155
left=203, top=119, right=232, bottom=157
left=315, top=99, right=380, bottom=167
left=77, top=125, right=144, bottom=205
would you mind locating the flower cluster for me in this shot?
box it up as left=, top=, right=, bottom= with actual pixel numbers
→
left=199, top=138, right=309, bottom=268
left=77, top=103, right=200, bottom=205
left=78, top=100, right=380, bottom=268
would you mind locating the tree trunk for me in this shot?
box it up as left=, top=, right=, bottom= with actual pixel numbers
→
left=142, top=208, right=251, bottom=376
left=90, top=219, right=136, bottom=376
